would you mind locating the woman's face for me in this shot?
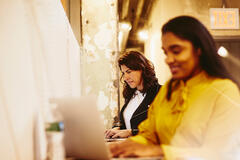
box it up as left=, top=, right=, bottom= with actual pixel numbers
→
left=162, top=32, right=202, bottom=81
left=120, top=65, right=143, bottom=91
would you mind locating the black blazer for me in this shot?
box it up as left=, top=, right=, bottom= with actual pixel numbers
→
left=118, top=83, right=161, bottom=135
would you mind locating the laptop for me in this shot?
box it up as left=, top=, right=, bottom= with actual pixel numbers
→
left=54, top=96, right=110, bottom=160
left=53, top=97, right=163, bottom=160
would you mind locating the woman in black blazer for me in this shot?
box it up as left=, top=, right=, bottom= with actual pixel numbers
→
left=105, top=50, right=161, bottom=138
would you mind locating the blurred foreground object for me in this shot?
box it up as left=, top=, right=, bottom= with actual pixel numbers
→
left=0, top=0, right=80, bottom=159
left=45, top=103, right=65, bottom=160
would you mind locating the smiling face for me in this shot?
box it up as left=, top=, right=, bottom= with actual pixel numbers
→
left=162, top=32, right=202, bottom=81
left=120, top=65, right=143, bottom=91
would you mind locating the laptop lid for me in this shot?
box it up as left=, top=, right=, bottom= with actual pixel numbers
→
left=54, top=97, right=110, bottom=160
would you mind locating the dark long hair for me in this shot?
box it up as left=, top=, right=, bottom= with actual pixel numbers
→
left=118, top=50, right=158, bottom=100
left=161, top=16, right=234, bottom=100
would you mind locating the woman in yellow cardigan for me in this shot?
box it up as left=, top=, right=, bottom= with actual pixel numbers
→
left=109, top=16, right=240, bottom=160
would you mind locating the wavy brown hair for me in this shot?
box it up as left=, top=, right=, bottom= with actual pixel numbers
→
left=118, top=50, right=158, bottom=100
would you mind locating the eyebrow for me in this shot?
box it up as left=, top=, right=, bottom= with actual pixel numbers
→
left=122, top=68, right=131, bottom=73
left=169, top=44, right=181, bottom=50
left=162, top=44, right=181, bottom=50
left=125, top=69, right=131, bottom=72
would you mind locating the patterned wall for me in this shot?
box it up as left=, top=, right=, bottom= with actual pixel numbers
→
left=81, top=0, right=119, bottom=129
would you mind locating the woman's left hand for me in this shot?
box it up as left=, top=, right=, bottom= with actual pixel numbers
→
left=108, top=139, right=163, bottom=158
left=111, top=129, right=132, bottom=138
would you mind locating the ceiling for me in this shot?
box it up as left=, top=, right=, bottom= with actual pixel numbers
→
left=118, top=0, right=156, bottom=50
left=117, top=0, right=240, bottom=51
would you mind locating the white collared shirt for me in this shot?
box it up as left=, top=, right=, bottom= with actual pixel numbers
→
left=123, top=90, right=146, bottom=129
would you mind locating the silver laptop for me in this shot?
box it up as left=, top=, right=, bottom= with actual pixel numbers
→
left=53, top=97, right=163, bottom=160
left=54, top=96, right=110, bottom=160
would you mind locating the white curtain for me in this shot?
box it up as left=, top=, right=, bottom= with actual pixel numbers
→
left=0, top=0, right=81, bottom=159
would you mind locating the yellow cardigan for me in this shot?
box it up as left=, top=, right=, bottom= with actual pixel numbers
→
left=130, top=71, right=240, bottom=159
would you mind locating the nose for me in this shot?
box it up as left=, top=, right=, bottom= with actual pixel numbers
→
left=165, top=54, right=175, bottom=65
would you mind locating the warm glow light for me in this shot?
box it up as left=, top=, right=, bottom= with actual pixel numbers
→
left=118, top=31, right=123, bottom=49
left=138, top=30, right=148, bottom=41
left=218, top=46, right=228, bottom=57
left=119, top=22, right=131, bottom=31
left=118, top=22, right=131, bottom=51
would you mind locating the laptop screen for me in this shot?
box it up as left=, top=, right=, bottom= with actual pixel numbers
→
left=54, top=97, right=110, bottom=160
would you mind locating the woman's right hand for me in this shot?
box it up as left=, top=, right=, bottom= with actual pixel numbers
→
left=105, top=127, right=120, bottom=138
left=105, top=128, right=132, bottom=138
left=109, top=139, right=163, bottom=158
